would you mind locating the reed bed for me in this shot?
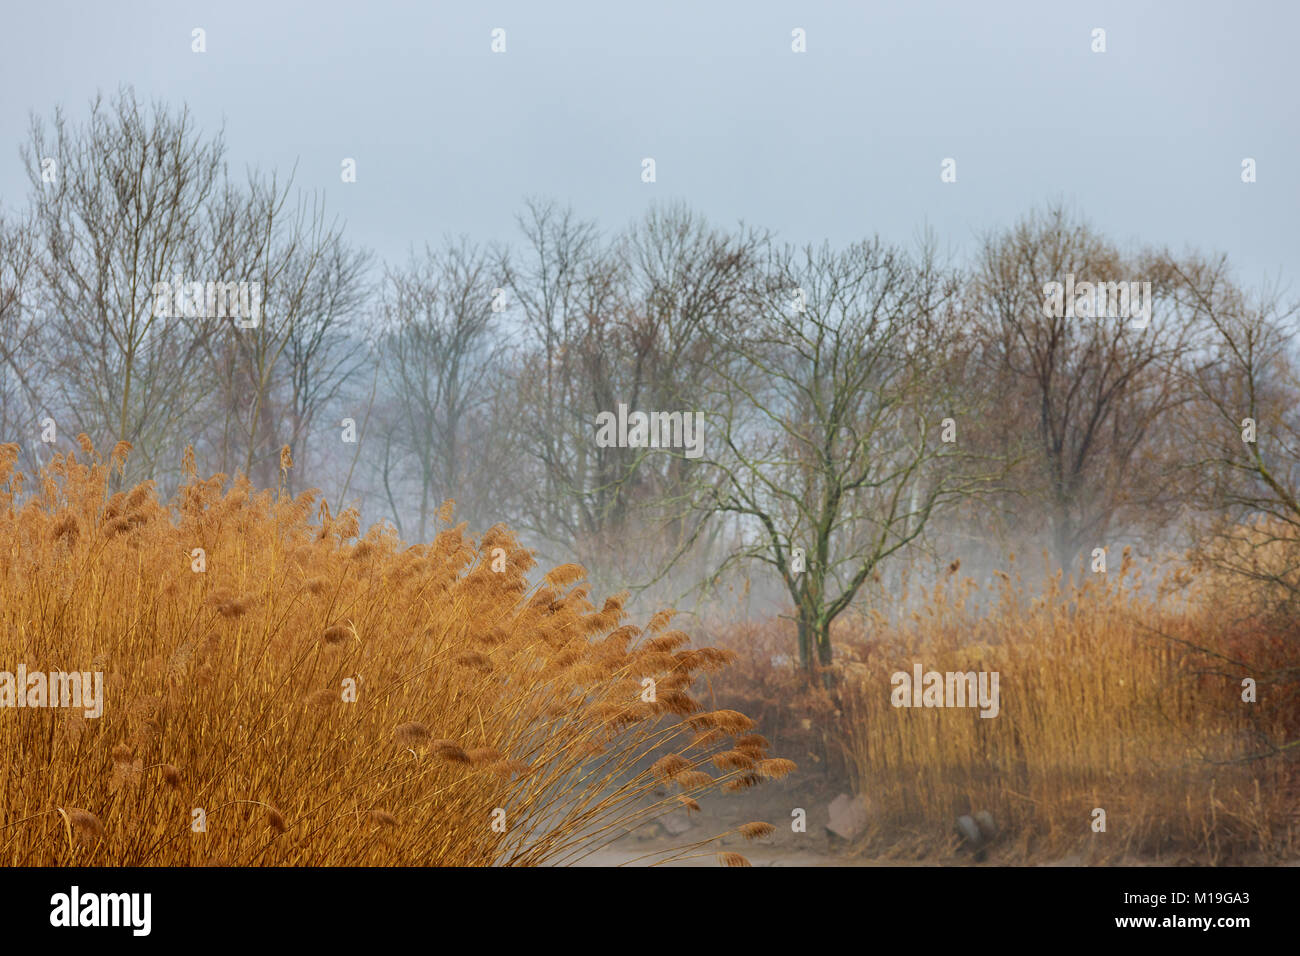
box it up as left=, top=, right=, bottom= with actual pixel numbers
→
left=838, top=554, right=1300, bottom=863
left=0, top=438, right=783, bottom=866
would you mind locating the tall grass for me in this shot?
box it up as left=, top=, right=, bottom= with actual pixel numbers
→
left=0, top=439, right=786, bottom=866
left=839, top=554, right=1299, bottom=863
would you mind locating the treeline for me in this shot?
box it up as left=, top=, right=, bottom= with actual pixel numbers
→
left=2, top=90, right=1297, bottom=671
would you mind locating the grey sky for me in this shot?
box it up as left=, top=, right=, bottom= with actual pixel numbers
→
left=1, top=0, right=1296, bottom=287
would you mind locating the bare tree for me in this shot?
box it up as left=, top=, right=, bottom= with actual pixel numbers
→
left=970, top=205, right=1197, bottom=572
left=22, top=90, right=226, bottom=480
left=501, top=200, right=766, bottom=592
left=694, top=238, right=987, bottom=678
left=499, top=198, right=610, bottom=552
left=378, top=239, right=507, bottom=540
left=613, top=203, right=767, bottom=579
left=202, top=174, right=370, bottom=490
left=0, top=210, right=40, bottom=469
left=1170, top=254, right=1300, bottom=611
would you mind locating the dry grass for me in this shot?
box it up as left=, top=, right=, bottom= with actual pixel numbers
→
left=0, top=439, right=780, bottom=866
left=704, top=616, right=844, bottom=775
left=838, top=552, right=1300, bottom=863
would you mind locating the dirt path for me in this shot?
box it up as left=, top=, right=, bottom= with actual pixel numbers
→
left=573, top=846, right=899, bottom=866
left=564, top=774, right=932, bottom=867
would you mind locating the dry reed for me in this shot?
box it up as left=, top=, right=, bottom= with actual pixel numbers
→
left=0, top=440, right=781, bottom=866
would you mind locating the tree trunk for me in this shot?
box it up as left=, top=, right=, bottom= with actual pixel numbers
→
left=816, top=621, right=835, bottom=689
left=796, top=616, right=813, bottom=678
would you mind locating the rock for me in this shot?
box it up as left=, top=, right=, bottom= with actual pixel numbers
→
left=825, top=793, right=869, bottom=841
left=955, top=814, right=984, bottom=847
left=973, top=811, right=998, bottom=841
left=659, top=810, right=694, bottom=836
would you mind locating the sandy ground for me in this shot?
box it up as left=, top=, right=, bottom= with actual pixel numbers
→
left=564, top=774, right=945, bottom=867
left=560, top=772, right=1300, bottom=867
left=575, top=847, right=894, bottom=866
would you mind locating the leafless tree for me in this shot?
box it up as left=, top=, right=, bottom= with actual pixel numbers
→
left=969, top=205, right=1198, bottom=573
left=613, top=203, right=768, bottom=579
left=22, top=90, right=226, bottom=480
left=501, top=200, right=767, bottom=591
left=693, top=237, right=989, bottom=678
left=1169, top=254, right=1300, bottom=612
left=202, top=174, right=370, bottom=490
left=378, top=238, right=508, bottom=540
left=499, top=199, right=610, bottom=552
left=0, top=210, right=40, bottom=469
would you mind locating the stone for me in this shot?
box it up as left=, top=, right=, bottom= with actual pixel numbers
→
left=659, top=810, right=694, bottom=836
left=825, top=793, right=869, bottom=840
left=956, top=814, right=984, bottom=847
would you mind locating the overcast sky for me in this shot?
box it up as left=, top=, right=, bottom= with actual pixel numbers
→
left=1, top=0, right=1296, bottom=288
